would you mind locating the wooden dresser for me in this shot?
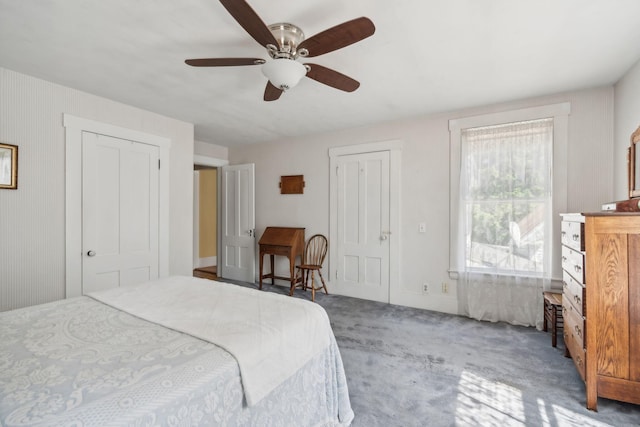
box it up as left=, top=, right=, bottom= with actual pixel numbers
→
left=561, top=212, right=640, bottom=410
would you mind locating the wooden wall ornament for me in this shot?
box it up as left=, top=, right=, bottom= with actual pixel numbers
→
left=280, top=175, right=305, bottom=194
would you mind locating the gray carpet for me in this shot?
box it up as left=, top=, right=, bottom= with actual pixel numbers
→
left=238, top=281, right=640, bottom=426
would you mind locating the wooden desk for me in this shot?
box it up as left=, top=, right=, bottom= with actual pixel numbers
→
left=258, top=227, right=305, bottom=290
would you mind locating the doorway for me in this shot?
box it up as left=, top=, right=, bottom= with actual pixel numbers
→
left=193, top=156, right=259, bottom=284
left=64, top=114, right=170, bottom=298
left=192, top=161, right=256, bottom=283
left=193, top=166, right=218, bottom=278
left=193, top=154, right=228, bottom=280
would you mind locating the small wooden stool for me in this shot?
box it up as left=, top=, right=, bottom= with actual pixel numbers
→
left=543, top=291, right=564, bottom=347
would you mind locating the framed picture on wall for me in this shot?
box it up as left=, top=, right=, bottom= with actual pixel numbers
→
left=0, top=143, right=18, bottom=189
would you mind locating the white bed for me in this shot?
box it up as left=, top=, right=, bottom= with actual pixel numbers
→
left=0, top=276, right=354, bottom=426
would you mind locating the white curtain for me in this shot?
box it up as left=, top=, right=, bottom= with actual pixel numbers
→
left=457, top=119, right=553, bottom=329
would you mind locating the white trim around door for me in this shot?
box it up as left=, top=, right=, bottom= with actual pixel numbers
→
left=193, top=154, right=229, bottom=274
left=64, top=114, right=171, bottom=298
left=329, top=140, right=402, bottom=304
left=194, top=154, right=229, bottom=168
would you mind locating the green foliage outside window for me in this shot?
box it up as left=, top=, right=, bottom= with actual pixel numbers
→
left=462, top=119, right=552, bottom=272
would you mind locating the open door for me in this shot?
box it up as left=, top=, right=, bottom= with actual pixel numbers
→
left=220, top=163, right=256, bottom=282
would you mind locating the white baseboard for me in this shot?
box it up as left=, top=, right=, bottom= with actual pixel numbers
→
left=196, top=256, right=216, bottom=268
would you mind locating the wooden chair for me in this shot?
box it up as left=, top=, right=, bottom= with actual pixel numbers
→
left=290, top=234, right=329, bottom=302
left=543, top=291, right=564, bottom=348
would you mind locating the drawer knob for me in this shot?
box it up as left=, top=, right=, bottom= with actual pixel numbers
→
left=574, top=265, right=582, bottom=273
left=572, top=234, right=580, bottom=241
left=575, top=325, right=582, bottom=338
left=562, top=256, right=567, bottom=262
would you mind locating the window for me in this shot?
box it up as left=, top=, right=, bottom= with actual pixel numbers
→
left=448, top=102, right=570, bottom=282
left=449, top=104, right=569, bottom=326
left=459, top=118, right=552, bottom=275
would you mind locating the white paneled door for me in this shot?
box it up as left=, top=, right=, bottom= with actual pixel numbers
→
left=220, top=163, right=255, bottom=282
left=335, top=151, right=391, bottom=302
left=82, top=132, right=159, bottom=293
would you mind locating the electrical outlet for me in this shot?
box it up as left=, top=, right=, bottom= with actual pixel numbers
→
left=422, top=283, right=429, bottom=294
left=442, top=282, right=449, bottom=293
left=419, top=223, right=426, bottom=233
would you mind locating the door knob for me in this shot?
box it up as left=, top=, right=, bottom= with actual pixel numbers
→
left=87, top=250, right=96, bottom=257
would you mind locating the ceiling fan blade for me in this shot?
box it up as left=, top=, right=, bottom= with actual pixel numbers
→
left=305, top=63, right=360, bottom=92
left=298, top=17, right=375, bottom=58
left=185, top=58, right=265, bottom=67
left=219, top=0, right=278, bottom=48
left=264, top=81, right=283, bottom=101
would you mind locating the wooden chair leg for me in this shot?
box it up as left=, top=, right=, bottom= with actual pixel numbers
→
left=551, top=308, right=558, bottom=347
left=292, top=267, right=328, bottom=302
left=291, top=268, right=304, bottom=296
left=318, top=270, right=328, bottom=295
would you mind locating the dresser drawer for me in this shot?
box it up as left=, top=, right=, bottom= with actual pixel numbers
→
left=260, top=245, right=292, bottom=257
left=562, top=270, right=586, bottom=317
left=561, top=220, right=585, bottom=252
left=564, top=325, right=586, bottom=382
left=563, top=299, right=585, bottom=351
left=563, top=298, right=586, bottom=382
left=562, top=245, right=585, bottom=284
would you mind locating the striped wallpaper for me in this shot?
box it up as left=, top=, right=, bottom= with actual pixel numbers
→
left=0, top=67, right=194, bottom=311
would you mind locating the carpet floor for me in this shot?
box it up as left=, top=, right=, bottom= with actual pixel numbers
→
left=234, top=281, right=640, bottom=427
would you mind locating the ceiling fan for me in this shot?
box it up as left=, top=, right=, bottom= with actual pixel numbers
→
left=185, top=0, right=375, bottom=101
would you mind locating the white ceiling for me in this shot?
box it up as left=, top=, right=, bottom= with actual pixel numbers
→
left=2, top=1, right=640, bottom=147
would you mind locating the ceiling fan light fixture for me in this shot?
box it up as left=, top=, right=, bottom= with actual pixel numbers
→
left=261, top=59, right=307, bottom=91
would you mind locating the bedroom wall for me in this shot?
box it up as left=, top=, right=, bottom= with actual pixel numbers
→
left=0, top=67, right=194, bottom=311
left=229, top=86, right=614, bottom=314
left=614, top=58, right=640, bottom=200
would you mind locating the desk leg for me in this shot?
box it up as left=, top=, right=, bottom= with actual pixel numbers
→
left=270, top=255, right=275, bottom=285
left=259, top=252, right=264, bottom=290
left=289, top=257, right=296, bottom=293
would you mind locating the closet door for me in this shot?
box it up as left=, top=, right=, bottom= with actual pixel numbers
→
left=334, top=151, right=390, bottom=303
left=82, top=132, right=159, bottom=293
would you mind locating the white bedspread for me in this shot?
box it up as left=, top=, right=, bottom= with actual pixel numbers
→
left=88, top=276, right=332, bottom=406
